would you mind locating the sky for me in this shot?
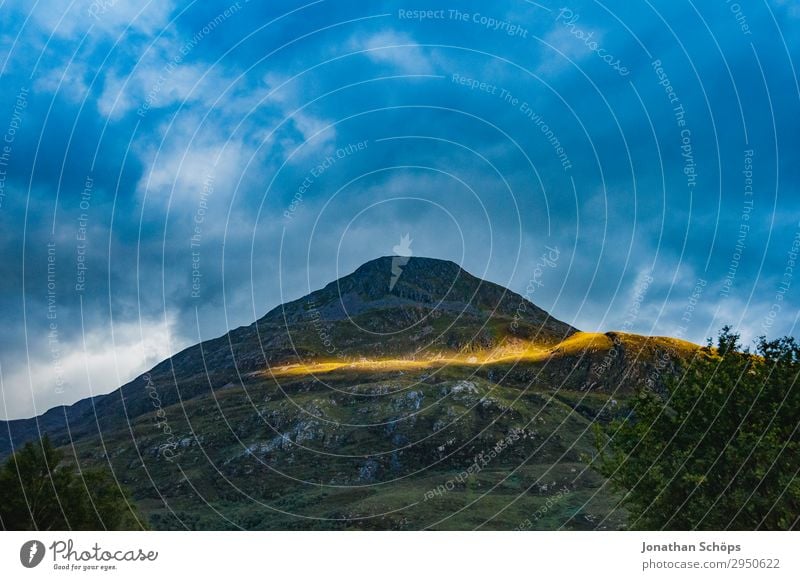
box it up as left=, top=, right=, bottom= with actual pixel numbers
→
left=0, top=0, right=798, bottom=420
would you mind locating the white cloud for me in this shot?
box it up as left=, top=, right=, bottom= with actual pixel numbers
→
left=350, top=30, right=435, bottom=74
left=0, top=316, right=181, bottom=421
left=253, top=73, right=337, bottom=161
left=97, top=60, right=217, bottom=120
left=31, top=0, right=175, bottom=39
left=34, top=61, right=91, bottom=102
left=536, top=17, right=609, bottom=76
left=134, top=114, right=249, bottom=210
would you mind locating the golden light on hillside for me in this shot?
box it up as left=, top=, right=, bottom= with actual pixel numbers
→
left=264, top=332, right=698, bottom=378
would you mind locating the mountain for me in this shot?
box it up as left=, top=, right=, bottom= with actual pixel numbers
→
left=0, top=256, right=698, bottom=530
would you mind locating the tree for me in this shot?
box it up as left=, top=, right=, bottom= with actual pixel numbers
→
left=0, top=436, right=144, bottom=530
left=595, top=327, right=800, bottom=530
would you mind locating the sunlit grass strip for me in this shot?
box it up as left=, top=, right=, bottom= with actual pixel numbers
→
left=265, top=332, right=698, bottom=378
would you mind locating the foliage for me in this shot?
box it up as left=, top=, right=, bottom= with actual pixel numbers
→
left=595, top=327, right=800, bottom=530
left=0, top=436, right=144, bottom=530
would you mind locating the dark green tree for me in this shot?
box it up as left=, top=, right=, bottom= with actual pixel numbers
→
left=0, top=436, right=144, bottom=530
left=595, top=327, right=800, bottom=530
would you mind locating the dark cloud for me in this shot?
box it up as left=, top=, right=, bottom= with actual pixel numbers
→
left=0, top=0, right=798, bottom=418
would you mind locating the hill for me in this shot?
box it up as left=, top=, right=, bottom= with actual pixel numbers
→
left=0, top=256, right=699, bottom=529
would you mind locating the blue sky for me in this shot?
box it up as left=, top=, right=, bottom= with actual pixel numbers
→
left=0, top=0, right=798, bottom=419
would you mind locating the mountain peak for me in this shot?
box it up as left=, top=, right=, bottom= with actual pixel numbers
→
left=354, top=255, right=463, bottom=274
left=336, top=255, right=478, bottom=303
left=261, top=255, right=577, bottom=345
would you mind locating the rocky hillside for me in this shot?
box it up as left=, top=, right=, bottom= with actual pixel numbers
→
left=0, top=256, right=699, bottom=530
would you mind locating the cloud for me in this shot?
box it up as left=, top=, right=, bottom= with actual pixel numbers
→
left=351, top=30, right=435, bottom=74
left=536, top=12, right=610, bottom=76
left=34, top=61, right=91, bottom=103
left=0, top=0, right=798, bottom=419
left=30, top=0, right=175, bottom=38
left=97, top=60, right=217, bottom=120
left=133, top=112, right=251, bottom=209
left=0, top=315, right=181, bottom=421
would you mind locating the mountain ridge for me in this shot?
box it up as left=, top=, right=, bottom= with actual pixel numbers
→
left=0, top=256, right=699, bottom=532
left=0, top=256, right=694, bottom=457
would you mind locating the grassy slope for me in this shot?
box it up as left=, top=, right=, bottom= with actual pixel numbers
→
left=62, top=332, right=697, bottom=530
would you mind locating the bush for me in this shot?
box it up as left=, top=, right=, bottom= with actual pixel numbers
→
left=595, top=327, right=800, bottom=530
left=0, top=436, right=144, bottom=530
